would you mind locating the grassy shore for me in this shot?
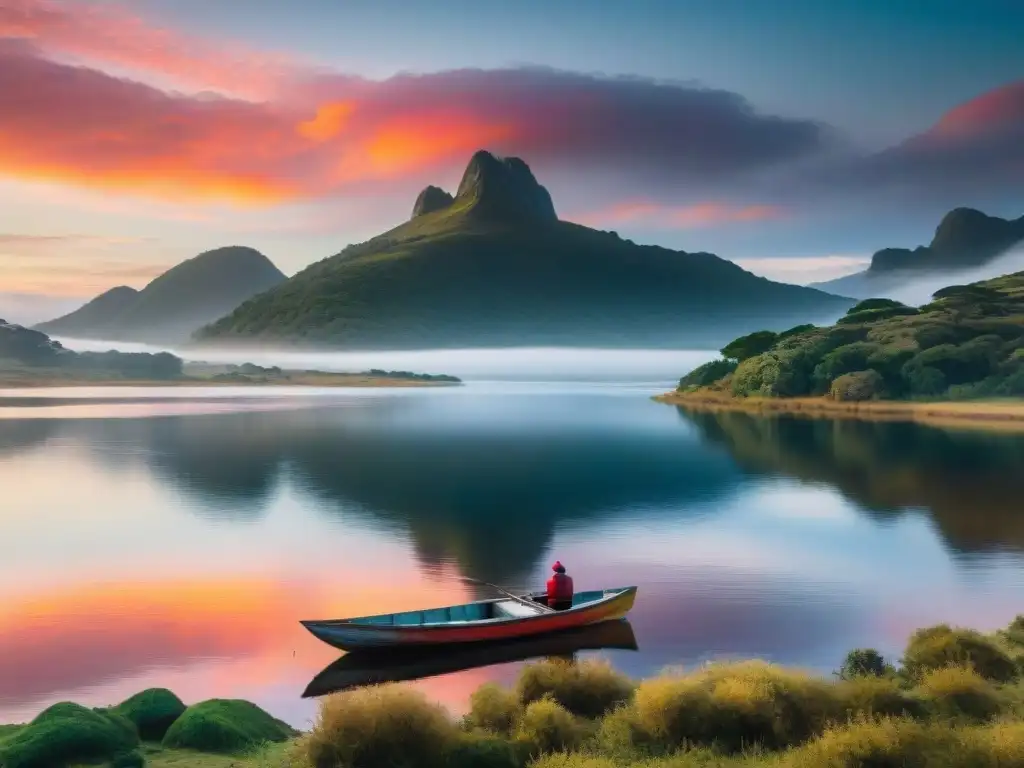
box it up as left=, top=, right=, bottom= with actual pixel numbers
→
left=655, top=389, right=1024, bottom=432
left=0, top=366, right=462, bottom=390
left=5, top=616, right=1023, bottom=768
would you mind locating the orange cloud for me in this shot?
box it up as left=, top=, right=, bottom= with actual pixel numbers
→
left=298, top=102, right=357, bottom=142
left=571, top=200, right=785, bottom=229
left=0, top=0, right=301, bottom=98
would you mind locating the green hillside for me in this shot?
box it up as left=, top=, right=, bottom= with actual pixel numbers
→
left=196, top=150, right=853, bottom=349
left=36, top=246, right=286, bottom=344
left=677, top=270, right=1024, bottom=401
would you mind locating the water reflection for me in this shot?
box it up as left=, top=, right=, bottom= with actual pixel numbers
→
left=678, top=408, right=1024, bottom=554
left=2, top=388, right=1024, bottom=727
left=303, top=620, right=639, bottom=698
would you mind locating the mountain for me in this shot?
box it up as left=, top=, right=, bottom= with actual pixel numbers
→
left=196, top=150, right=853, bottom=349
left=36, top=246, right=286, bottom=344
left=812, top=208, right=1024, bottom=300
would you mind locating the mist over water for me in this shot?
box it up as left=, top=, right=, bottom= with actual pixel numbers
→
left=51, top=338, right=718, bottom=385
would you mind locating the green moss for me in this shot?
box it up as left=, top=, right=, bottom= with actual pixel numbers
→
left=161, top=700, right=294, bottom=754
left=0, top=702, right=138, bottom=768
left=114, top=689, right=187, bottom=741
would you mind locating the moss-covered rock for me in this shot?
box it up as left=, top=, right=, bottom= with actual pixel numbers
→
left=0, top=702, right=139, bottom=768
left=161, top=699, right=295, bottom=754
left=114, top=688, right=187, bottom=741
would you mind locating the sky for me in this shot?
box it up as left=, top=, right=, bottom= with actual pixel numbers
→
left=0, top=0, right=1022, bottom=321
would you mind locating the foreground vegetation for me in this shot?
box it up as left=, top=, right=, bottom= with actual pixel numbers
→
left=4, top=616, right=1023, bottom=767
left=671, top=271, right=1024, bottom=407
left=0, top=322, right=460, bottom=388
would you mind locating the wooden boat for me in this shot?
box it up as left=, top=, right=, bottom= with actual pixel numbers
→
left=302, top=619, right=638, bottom=698
left=300, top=586, right=637, bottom=651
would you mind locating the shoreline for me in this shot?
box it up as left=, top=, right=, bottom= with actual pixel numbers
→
left=654, top=390, right=1024, bottom=432
left=0, top=372, right=461, bottom=390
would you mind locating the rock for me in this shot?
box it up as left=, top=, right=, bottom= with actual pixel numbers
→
left=411, top=185, right=454, bottom=218
left=454, top=150, right=557, bottom=223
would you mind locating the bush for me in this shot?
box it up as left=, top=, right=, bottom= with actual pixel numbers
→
left=114, top=688, right=186, bottom=740
left=677, top=359, right=737, bottom=389
left=447, top=731, right=522, bottom=768
left=915, top=666, right=1004, bottom=721
left=513, top=698, right=581, bottom=757
left=465, top=684, right=519, bottom=735
left=848, top=298, right=910, bottom=314
left=1005, top=615, right=1024, bottom=646
left=785, top=716, right=989, bottom=768
left=837, top=306, right=919, bottom=325
left=516, top=658, right=634, bottom=718
left=838, top=649, right=888, bottom=679
left=721, top=331, right=778, bottom=362
left=901, top=363, right=947, bottom=397
left=812, top=343, right=877, bottom=390
left=902, top=625, right=1018, bottom=682
left=778, top=323, right=817, bottom=340
left=304, top=685, right=455, bottom=768
left=161, top=699, right=294, bottom=754
left=620, top=661, right=839, bottom=754
left=0, top=702, right=139, bottom=768
left=109, top=749, right=145, bottom=768
left=829, top=370, right=885, bottom=402
left=838, top=676, right=922, bottom=719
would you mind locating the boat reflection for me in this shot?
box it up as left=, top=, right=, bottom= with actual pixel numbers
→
left=302, top=619, right=638, bottom=698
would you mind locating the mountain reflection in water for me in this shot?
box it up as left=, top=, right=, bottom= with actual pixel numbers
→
left=2, top=384, right=1023, bottom=728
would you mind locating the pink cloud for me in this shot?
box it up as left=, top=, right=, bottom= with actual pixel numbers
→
left=569, top=200, right=786, bottom=229
left=0, top=0, right=303, bottom=98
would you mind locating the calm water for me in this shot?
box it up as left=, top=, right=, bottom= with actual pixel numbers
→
left=2, top=354, right=1024, bottom=728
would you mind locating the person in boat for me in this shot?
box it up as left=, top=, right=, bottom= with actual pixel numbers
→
left=546, top=561, right=574, bottom=610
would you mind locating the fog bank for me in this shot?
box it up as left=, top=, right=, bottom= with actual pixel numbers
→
left=51, top=337, right=717, bottom=384
left=881, top=246, right=1024, bottom=307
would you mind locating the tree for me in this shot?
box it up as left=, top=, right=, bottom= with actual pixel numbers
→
left=829, top=370, right=885, bottom=401
left=721, top=330, right=778, bottom=362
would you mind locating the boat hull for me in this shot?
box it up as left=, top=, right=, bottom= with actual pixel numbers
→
left=301, top=586, right=637, bottom=651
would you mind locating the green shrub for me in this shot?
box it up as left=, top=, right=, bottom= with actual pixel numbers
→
left=516, top=658, right=634, bottom=718
left=109, top=748, right=146, bottom=768
left=114, top=688, right=186, bottom=740
left=915, top=666, right=1004, bottom=721
left=465, top=683, right=519, bottom=735
left=785, top=716, right=987, bottom=768
left=812, top=343, right=877, bottom=390
left=1005, top=615, right=1024, bottom=646
left=848, top=298, right=909, bottom=314
left=678, top=359, right=737, bottom=389
left=829, top=370, right=885, bottom=401
left=902, top=625, right=1018, bottom=682
left=0, top=702, right=138, bottom=768
left=838, top=649, right=888, bottom=679
left=447, top=731, right=522, bottom=768
left=721, top=330, right=778, bottom=362
left=901, top=362, right=947, bottom=397
left=837, top=306, right=919, bottom=324
left=778, top=323, right=817, bottom=340
left=621, top=661, right=839, bottom=754
left=161, top=699, right=294, bottom=754
left=838, top=676, right=922, bottom=719
left=513, top=698, right=581, bottom=757
left=304, top=685, right=455, bottom=768
left=732, top=352, right=810, bottom=397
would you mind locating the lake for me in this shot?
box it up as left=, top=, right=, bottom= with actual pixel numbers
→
left=2, top=348, right=1023, bottom=729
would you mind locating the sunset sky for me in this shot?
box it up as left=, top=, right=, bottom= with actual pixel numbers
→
left=1, top=0, right=1022, bottom=321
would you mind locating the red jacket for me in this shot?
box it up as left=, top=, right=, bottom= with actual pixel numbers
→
left=547, top=572, right=574, bottom=603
